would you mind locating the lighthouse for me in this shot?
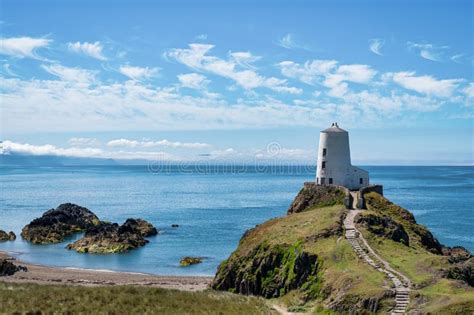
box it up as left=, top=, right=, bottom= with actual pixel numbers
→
left=316, top=123, right=369, bottom=190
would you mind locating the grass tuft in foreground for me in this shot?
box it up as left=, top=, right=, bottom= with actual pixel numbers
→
left=0, top=282, right=272, bottom=315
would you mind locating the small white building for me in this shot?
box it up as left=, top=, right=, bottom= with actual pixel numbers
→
left=315, top=123, right=369, bottom=190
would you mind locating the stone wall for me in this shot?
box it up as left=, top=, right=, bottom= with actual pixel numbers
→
left=358, top=185, right=384, bottom=209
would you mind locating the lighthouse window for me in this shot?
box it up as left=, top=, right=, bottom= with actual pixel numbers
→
left=322, top=161, right=326, bottom=169
left=322, top=148, right=327, bottom=157
left=321, top=177, right=326, bottom=184
left=360, top=178, right=363, bottom=184
left=329, top=178, right=333, bottom=184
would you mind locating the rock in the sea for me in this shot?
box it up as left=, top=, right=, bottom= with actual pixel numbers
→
left=122, top=218, right=158, bottom=237
left=21, top=203, right=100, bottom=244
left=171, top=224, right=179, bottom=228
left=0, top=230, right=16, bottom=242
left=66, top=218, right=157, bottom=254
left=0, top=260, right=27, bottom=276
left=180, top=256, right=202, bottom=266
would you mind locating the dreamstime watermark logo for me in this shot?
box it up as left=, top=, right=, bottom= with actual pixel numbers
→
left=266, top=141, right=281, bottom=156
left=147, top=141, right=314, bottom=175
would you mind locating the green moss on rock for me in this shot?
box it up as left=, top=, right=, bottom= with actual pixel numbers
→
left=180, top=257, right=203, bottom=266
left=287, top=184, right=345, bottom=215
left=212, top=240, right=321, bottom=299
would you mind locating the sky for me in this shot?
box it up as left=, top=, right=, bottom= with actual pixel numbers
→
left=0, top=0, right=473, bottom=164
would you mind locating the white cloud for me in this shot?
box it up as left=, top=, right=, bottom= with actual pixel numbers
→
left=407, top=42, right=448, bottom=62
left=335, top=64, right=377, bottom=84
left=369, top=39, right=384, bottom=56
left=119, top=65, right=159, bottom=80
left=177, top=73, right=209, bottom=89
left=107, top=139, right=140, bottom=148
left=68, top=137, right=101, bottom=147
left=41, top=64, right=97, bottom=85
left=230, top=51, right=261, bottom=68
left=463, top=83, right=474, bottom=98
left=386, top=71, right=463, bottom=97
left=68, top=41, right=107, bottom=60
left=278, top=60, right=337, bottom=85
left=1, top=140, right=177, bottom=161
left=107, top=139, right=211, bottom=149
left=1, top=140, right=103, bottom=158
left=0, top=36, right=51, bottom=59
left=276, top=33, right=309, bottom=50
left=165, top=43, right=301, bottom=94
left=279, top=60, right=375, bottom=98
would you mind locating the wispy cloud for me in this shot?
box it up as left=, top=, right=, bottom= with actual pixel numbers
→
left=165, top=43, right=301, bottom=94
left=119, top=65, right=159, bottom=80
left=41, top=64, right=97, bottom=85
left=278, top=60, right=376, bottom=97
left=276, top=33, right=310, bottom=50
left=0, top=36, right=51, bottom=59
left=384, top=71, right=463, bottom=97
left=369, top=39, right=384, bottom=56
left=451, top=54, right=465, bottom=64
left=68, top=137, right=101, bottom=147
left=462, top=83, right=474, bottom=99
left=407, top=41, right=448, bottom=62
left=195, top=34, right=208, bottom=41
left=177, top=73, right=209, bottom=89
left=107, top=138, right=211, bottom=149
left=68, top=41, right=107, bottom=60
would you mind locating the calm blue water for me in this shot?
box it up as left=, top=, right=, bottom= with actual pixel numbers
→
left=0, top=165, right=472, bottom=276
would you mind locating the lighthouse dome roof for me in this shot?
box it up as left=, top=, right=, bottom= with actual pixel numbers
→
left=322, top=122, right=347, bottom=133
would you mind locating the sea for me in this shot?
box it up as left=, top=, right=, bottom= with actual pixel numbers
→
left=0, top=165, right=472, bottom=276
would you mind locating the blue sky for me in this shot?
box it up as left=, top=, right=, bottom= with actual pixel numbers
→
left=0, top=0, right=472, bottom=164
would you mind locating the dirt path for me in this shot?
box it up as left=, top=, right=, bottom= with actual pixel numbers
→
left=345, top=192, right=411, bottom=314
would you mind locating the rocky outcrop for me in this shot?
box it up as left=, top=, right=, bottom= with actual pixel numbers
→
left=66, top=219, right=157, bottom=253
left=121, top=218, right=158, bottom=237
left=355, top=213, right=409, bottom=245
left=287, top=183, right=345, bottom=214
left=0, top=230, right=16, bottom=241
left=180, top=257, right=203, bottom=266
left=363, top=192, right=443, bottom=254
left=0, top=260, right=27, bottom=276
left=21, top=203, right=100, bottom=244
left=442, top=246, right=473, bottom=286
left=212, top=241, right=321, bottom=299
left=446, top=258, right=474, bottom=286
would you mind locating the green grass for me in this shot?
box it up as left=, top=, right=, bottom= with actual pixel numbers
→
left=416, top=279, right=474, bottom=313
left=0, top=282, right=273, bottom=314
left=359, top=192, right=474, bottom=312
left=223, top=205, right=392, bottom=313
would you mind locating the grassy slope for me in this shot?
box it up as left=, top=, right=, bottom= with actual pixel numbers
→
left=359, top=192, right=474, bottom=313
left=0, top=282, right=272, bottom=315
left=226, top=204, right=391, bottom=313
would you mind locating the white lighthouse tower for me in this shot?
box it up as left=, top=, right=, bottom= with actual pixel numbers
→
left=316, top=123, right=369, bottom=190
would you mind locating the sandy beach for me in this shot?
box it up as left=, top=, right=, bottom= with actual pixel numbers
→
left=0, top=251, right=213, bottom=291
